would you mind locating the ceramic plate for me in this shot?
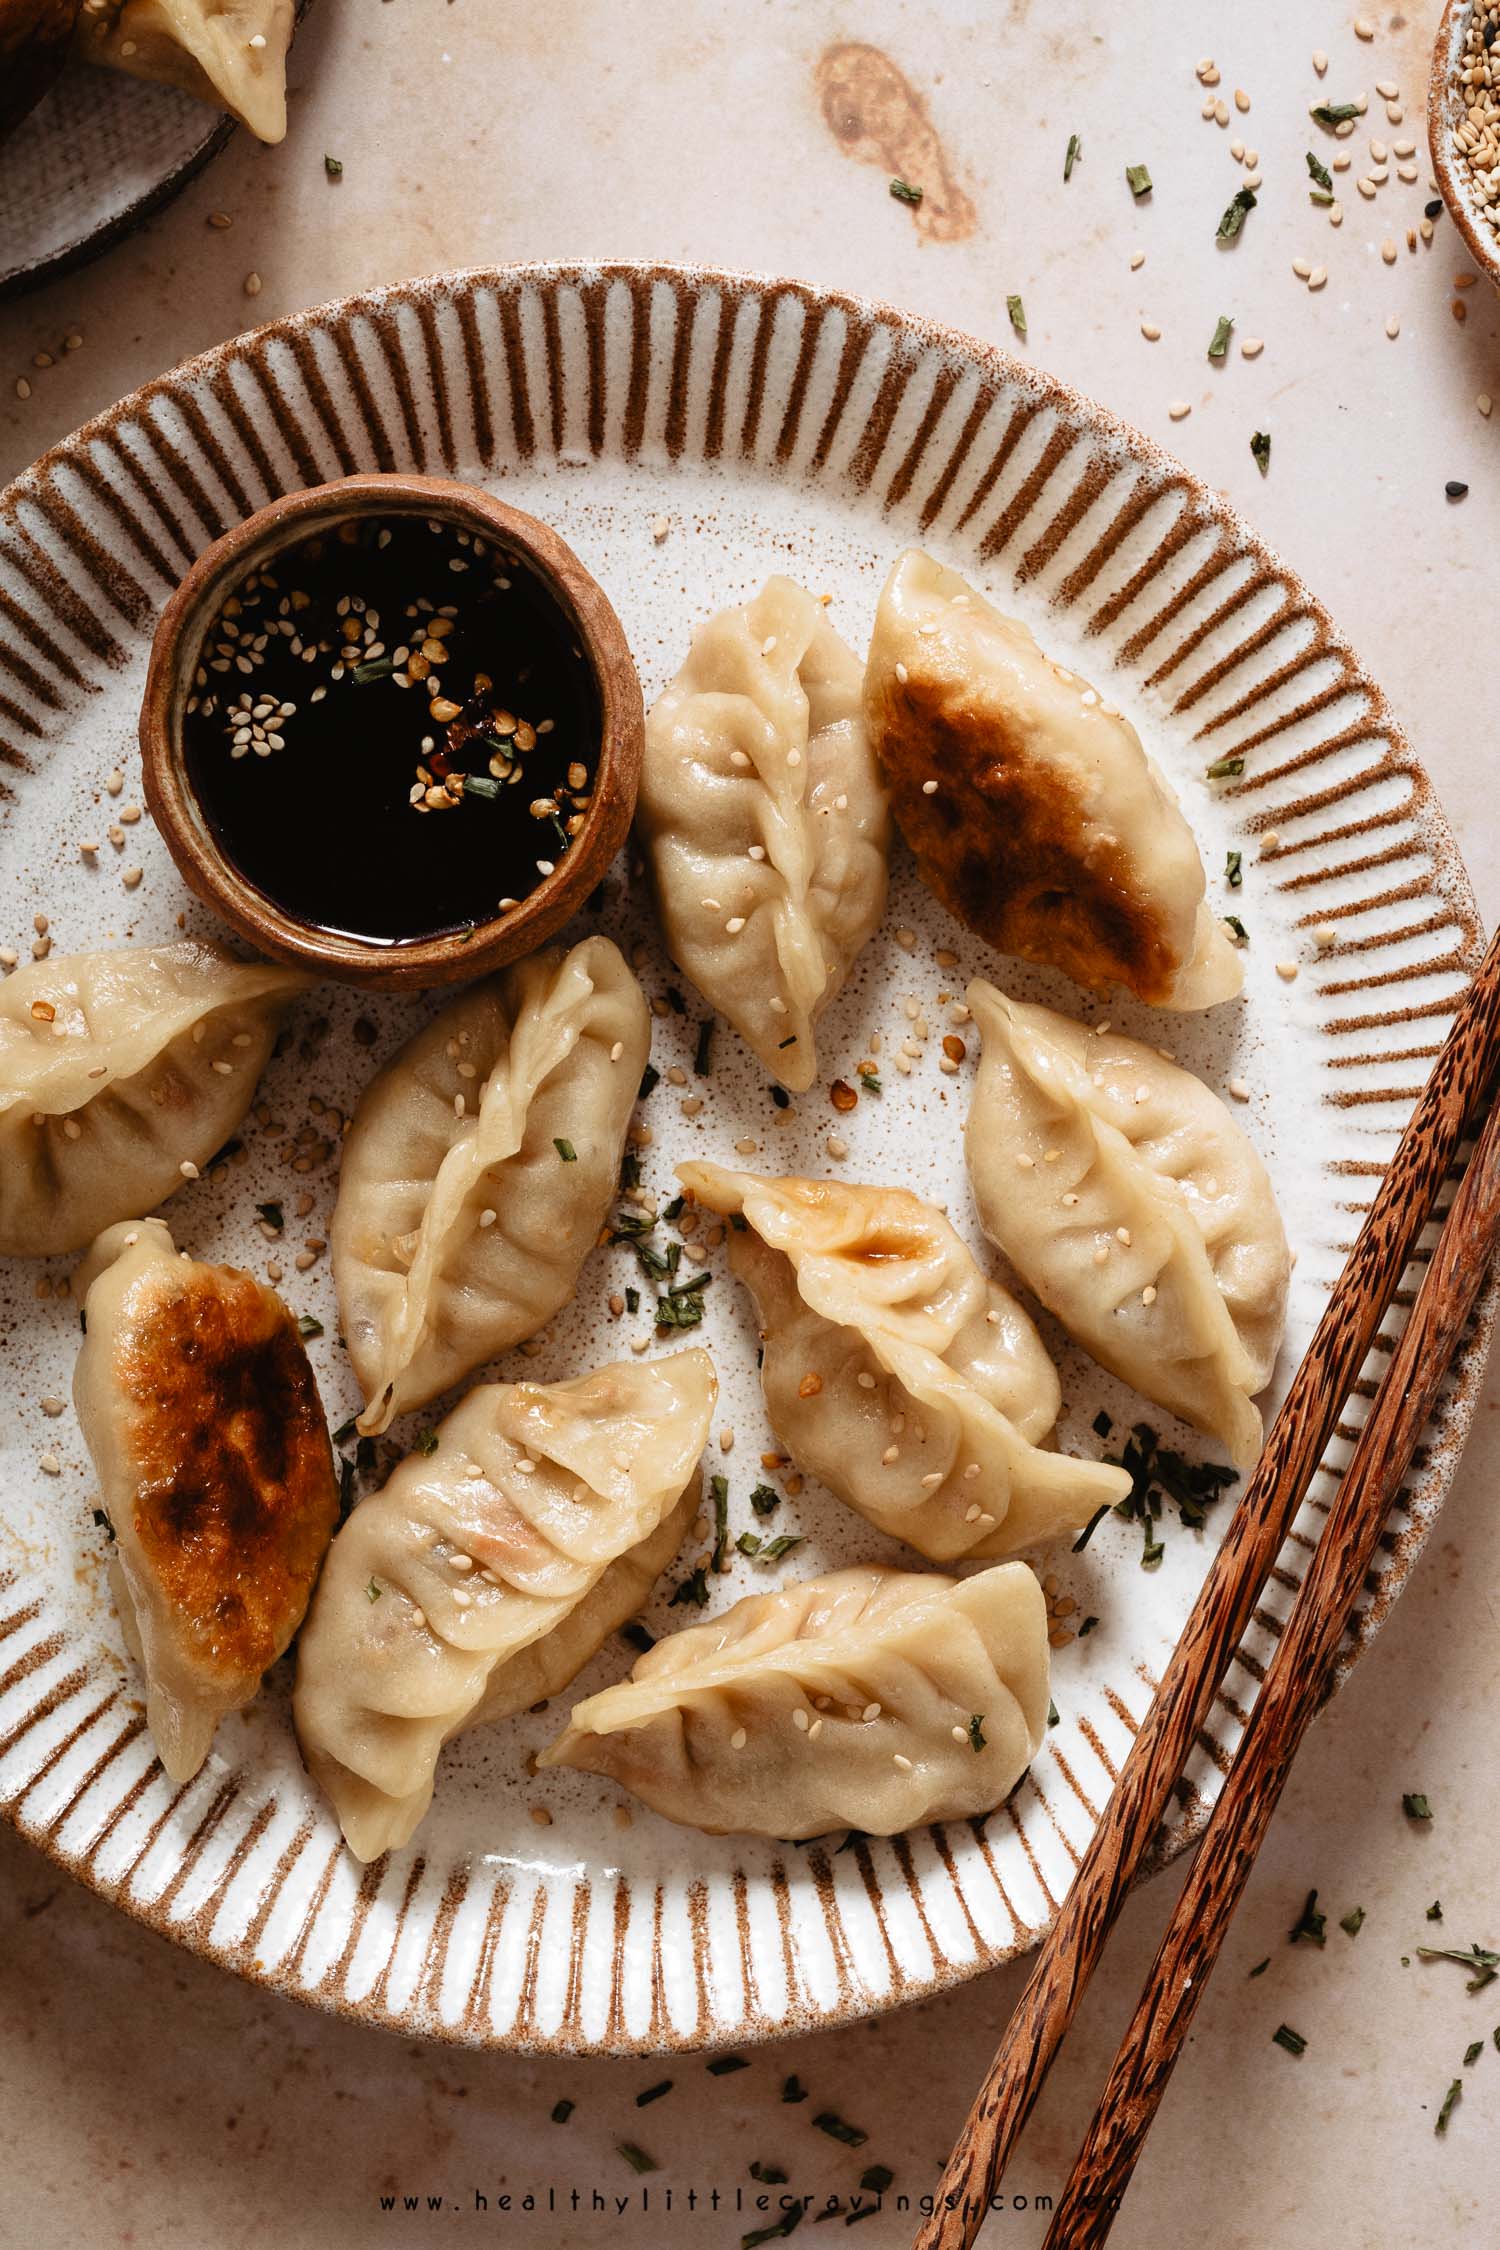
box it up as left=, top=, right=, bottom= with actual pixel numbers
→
left=0, top=264, right=1491, bottom=2053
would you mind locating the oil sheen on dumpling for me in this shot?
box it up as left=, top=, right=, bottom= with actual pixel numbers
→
left=540, top=1562, right=1049, bottom=1839
left=864, top=549, right=1242, bottom=1011
left=679, top=1162, right=1129, bottom=1558
left=75, top=0, right=295, bottom=142
left=964, top=980, right=1290, bottom=1466
left=332, top=937, right=650, bottom=1436
left=74, top=1219, right=339, bottom=1783
left=638, top=576, right=890, bottom=1091
left=293, top=1351, right=717, bottom=1860
left=0, top=939, right=310, bottom=1258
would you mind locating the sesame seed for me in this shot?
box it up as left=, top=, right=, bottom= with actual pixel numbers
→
left=892, top=1753, right=913, bottom=1771
left=1167, top=400, right=1191, bottom=421
left=39, top=1452, right=61, bottom=1476
left=1228, top=1077, right=1251, bottom=1101
left=731, top=1728, right=747, bottom=1749
left=243, top=271, right=262, bottom=297
left=1275, top=960, right=1299, bottom=981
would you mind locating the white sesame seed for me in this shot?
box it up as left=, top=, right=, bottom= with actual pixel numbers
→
left=1275, top=960, right=1299, bottom=981
left=39, top=1452, right=61, bottom=1476
left=1167, top=400, right=1191, bottom=421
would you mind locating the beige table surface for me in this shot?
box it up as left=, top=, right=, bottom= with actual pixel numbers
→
left=2, top=4, right=1497, bottom=2245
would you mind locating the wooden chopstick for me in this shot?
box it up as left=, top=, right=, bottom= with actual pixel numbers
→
left=913, top=925, right=1500, bottom=2250
left=1039, top=1061, right=1500, bottom=2247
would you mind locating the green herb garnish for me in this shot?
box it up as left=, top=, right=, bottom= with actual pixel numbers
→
left=1248, top=1958, right=1270, bottom=1978
left=1464, top=2041, right=1483, bottom=2067
left=551, top=2099, right=574, bottom=2123
left=748, top=2160, right=788, bottom=2184
left=742, top=2218, right=803, bottom=2248
left=256, top=1200, right=284, bottom=1231
left=1224, top=914, right=1250, bottom=946
left=297, top=1314, right=323, bottom=1340
left=619, top=1620, right=655, bottom=1655
left=1251, top=429, right=1271, bottom=476
left=1225, top=849, right=1243, bottom=887
left=463, top=772, right=502, bottom=801
left=860, top=2164, right=894, bottom=2194
left=1417, top=1944, right=1499, bottom=1994
left=1272, top=2024, right=1307, bottom=2056
left=694, top=1019, right=714, bottom=1074
left=1340, top=1907, right=1366, bottom=1937
left=553, top=1137, right=578, bottom=1162
left=711, top=1474, right=731, bottom=1572
left=636, top=2081, right=673, bottom=2106
left=1207, top=754, right=1246, bottom=780
left=1007, top=294, right=1027, bottom=341
left=1126, top=162, right=1153, bottom=198
left=782, top=2075, right=808, bottom=2103
left=1306, top=150, right=1333, bottom=189
left=1072, top=1505, right=1111, bottom=1553
left=332, top=1415, right=359, bottom=1446
left=324, top=154, right=343, bottom=179
left=968, top=1714, right=987, bottom=1752
left=671, top=1564, right=710, bottom=1609
left=1290, top=1890, right=1327, bottom=1947
left=1435, top=2079, right=1463, bottom=2135
left=889, top=176, right=923, bottom=207
left=1078, top=1615, right=1099, bottom=1636
left=92, top=1507, right=115, bottom=1541
left=351, top=657, right=396, bottom=686
left=1311, top=101, right=1361, bottom=127
left=1208, top=314, right=1234, bottom=359
left=1428, top=1901, right=1445, bottom=1922
left=858, top=1071, right=882, bottom=1098
left=750, top=1483, right=781, bottom=1517
left=617, top=2142, right=659, bottom=2175
left=639, top=1063, right=660, bottom=1100
left=625, top=1286, right=640, bottom=1314
left=365, top=1578, right=382, bottom=1602
left=414, top=1429, right=439, bottom=1455
left=1403, top=1792, right=1434, bottom=1822
left=1064, top=132, right=1081, bottom=181
left=1141, top=1522, right=1165, bottom=1570
left=1047, top=1699, right=1060, bottom=1728
left=1217, top=188, right=1257, bottom=240
left=337, top=1455, right=355, bottom=1521
left=708, top=2055, right=749, bottom=2076
left=813, top=2111, right=867, bottom=2147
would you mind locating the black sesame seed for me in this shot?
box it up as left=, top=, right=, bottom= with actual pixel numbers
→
left=1425, top=199, right=1444, bottom=218
left=1445, top=480, right=1469, bottom=500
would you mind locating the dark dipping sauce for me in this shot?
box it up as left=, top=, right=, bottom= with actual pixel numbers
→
left=181, top=512, right=602, bottom=946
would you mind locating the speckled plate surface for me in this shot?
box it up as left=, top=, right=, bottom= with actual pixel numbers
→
left=0, top=263, right=1492, bottom=2053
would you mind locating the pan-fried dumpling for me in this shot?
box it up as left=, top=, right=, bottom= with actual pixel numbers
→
left=0, top=939, right=310, bottom=1258
left=864, top=548, right=1242, bottom=1011
left=539, top=1562, right=1049, bottom=1839
left=638, top=576, right=890, bottom=1091
left=964, top=980, right=1290, bottom=1466
left=332, top=937, right=650, bottom=1436
left=678, top=1162, right=1129, bottom=1559
left=75, top=0, right=295, bottom=143
left=293, top=1351, right=716, bottom=1860
left=74, top=1219, right=339, bottom=1783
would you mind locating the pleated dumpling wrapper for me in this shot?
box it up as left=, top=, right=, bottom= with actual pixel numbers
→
left=75, top=0, right=296, bottom=142
left=964, top=980, right=1291, bottom=1467
left=679, top=1162, right=1130, bottom=1559
left=331, top=936, right=650, bottom=1435
left=540, top=1562, right=1050, bottom=1839
left=638, top=575, right=890, bottom=1091
left=74, top=1219, right=339, bottom=1783
left=293, top=1350, right=717, bottom=1861
left=0, top=939, right=309, bottom=1258
left=864, top=548, right=1243, bottom=1011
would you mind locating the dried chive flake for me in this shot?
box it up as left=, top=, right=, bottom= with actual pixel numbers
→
left=636, top=2080, right=673, bottom=2107
left=256, top=1200, right=284, bottom=1231
left=750, top=1482, right=781, bottom=1517
left=1224, top=914, right=1250, bottom=946
left=1340, top=1906, right=1366, bottom=1938
left=550, top=2098, right=574, bottom=2123
left=711, top=1474, right=731, bottom=1573
left=323, top=154, right=343, bottom=178
left=813, top=2110, right=868, bottom=2148
left=742, top=2218, right=804, bottom=2248
left=1428, top=1900, right=1445, bottom=1922
left=415, top=1428, right=439, bottom=1455
left=297, top=1314, right=323, bottom=1340
left=889, top=176, right=923, bottom=206
left=860, top=2164, right=895, bottom=2195
left=1064, top=132, right=1081, bottom=180
left=1225, top=849, right=1243, bottom=887
left=1208, top=314, right=1234, bottom=359
left=1072, top=1504, right=1111, bottom=1553
left=616, top=2142, right=659, bottom=2175
left=1250, top=429, right=1271, bottom=476
left=1435, top=2079, right=1463, bottom=2135
left=708, top=2054, right=750, bottom=2076
left=1125, top=162, right=1153, bottom=198
left=1464, top=2041, right=1483, bottom=2068
left=1290, top=1890, right=1327, bottom=1948
left=639, top=1063, right=660, bottom=1100
left=1403, top=1792, right=1434, bottom=1822
left=1272, top=2024, right=1307, bottom=2056
left=671, top=1564, right=711, bottom=1609
left=1248, top=1958, right=1270, bottom=1978
left=1007, top=294, right=1027, bottom=341
left=1217, top=187, right=1256, bottom=241
left=1311, top=101, right=1361, bottom=126
left=1416, top=1943, right=1499, bottom=1994
left=695, top=1018, right=714, bottom=1074
left=350, top=656, right=396, bottom=686
left=781, top=2075, right=809, bottom=2104
left=1206, top=754, right=1246, bottom=780
left=553, top=1137, right=578, bottom=1162
left=462, top=772, right=502, bottom=801
left=968, top=1713, right=987, bottom=1752
left=749, top=2159, right=789, bottom=2184
left=1306, top=150, right=1333, bottom=189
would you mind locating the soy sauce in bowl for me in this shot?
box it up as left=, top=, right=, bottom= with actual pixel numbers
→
left=181, top=513, right=602, bottom=948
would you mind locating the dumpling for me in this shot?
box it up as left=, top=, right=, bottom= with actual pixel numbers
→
left=638, top=575, right=890, bottom=1091
left=963, top=980, right=1291, bottom=1466
left=332, top=937, right=650, bottom=1436
left=0, top=939, right=310, bottom=1258
left=74, top=0, right=295, bottom=143
left=292, top=1351, right=716, bottom=1860
left=678, top=1162, right=1129, bottom=1559
left=74, top=1218, right=339, bottom=1783
left=539, top=1562, right=1049, bottom=1839
left=864, top=548, right=1242, bottom=1011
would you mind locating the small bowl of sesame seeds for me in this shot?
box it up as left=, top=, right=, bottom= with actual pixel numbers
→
left=140, top=473, right=644, bottom=989
left=1429, top=0, right=1500, bottom=290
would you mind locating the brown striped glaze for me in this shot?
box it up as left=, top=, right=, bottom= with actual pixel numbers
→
left=0, top=265, right=1492, bottom=2056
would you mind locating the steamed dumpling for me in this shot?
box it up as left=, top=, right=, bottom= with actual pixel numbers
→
left=864, top=549, right=1242, bottom=1011
left=75, top=0, right=295, bottom=142
left=293, top=1351, right=717, bottom=1860
left=540, top=1562, right=1049, bottom=1839
left=964, top=980, right=1290, bottom=1466
left=0, top=939, right=309, bottom=1258
left=638, top=576, right=890, bottom=1091
left=679, top=1162, right=1130, bottom=1559
left=331, top=937, right=650, bottom=1435
left=74, top=1219, right=339, bottom=1783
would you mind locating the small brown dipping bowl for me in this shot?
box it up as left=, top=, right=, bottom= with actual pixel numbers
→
left=141, top=474, right=644, bottom=990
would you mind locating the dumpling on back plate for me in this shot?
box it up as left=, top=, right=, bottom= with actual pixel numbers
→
left=74, top=0, right=296, bottom=142
left=74, top=1219, right=339, bottom=1783
left=539, top=1562, right=1050, bottom=1840
left=863, top=548, right=1243, bottom=1012
left=678, top=1162, right=1130, bottom=1560
left=331, top=936, right=650, bottom=1436
left=963, top=980, right=1291, bottom=1467
left=637, top=575, right=891, bottom=1092
left=293, top=1350, right=716, bottom=1861
left=0, top=939, right=310, bottom=1259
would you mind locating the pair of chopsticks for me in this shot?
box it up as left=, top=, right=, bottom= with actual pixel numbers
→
left=915, top=925, right=1500, bottom=2250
